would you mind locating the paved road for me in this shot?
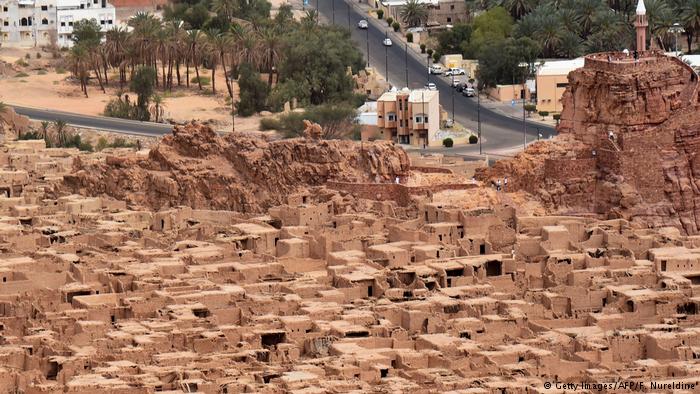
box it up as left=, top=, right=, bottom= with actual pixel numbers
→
left=12, top=105, right=173, bottom=137
left=316, top=0, right=555, bottom=154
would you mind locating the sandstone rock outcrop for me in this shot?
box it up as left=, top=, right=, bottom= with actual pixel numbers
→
left=64, top=123, right=410, bottom=212
left=478, top=51, right=700, bottom=234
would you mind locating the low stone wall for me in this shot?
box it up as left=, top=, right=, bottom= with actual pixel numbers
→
left=410, top=166, right=453, bottom=174
left=326, top=181, right=477, bottom=206
left=544, top=158, right=596, bottom=182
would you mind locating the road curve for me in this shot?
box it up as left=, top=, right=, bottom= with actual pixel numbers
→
left=317, top=0, right=555, bottom=153
left=12, top=105, right=173, bottom=137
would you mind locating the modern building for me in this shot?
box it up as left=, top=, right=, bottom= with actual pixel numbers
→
left=374, top=88, right=440, bottom=147
left=535, top=58, right=584, bottom=113
left=56, top=0, right=115, bottom=47
left=0, top=0, right=114, bottom=47
left=0, top=0, right=56, bottom=46
left=375, top=0, right=468, bottom=29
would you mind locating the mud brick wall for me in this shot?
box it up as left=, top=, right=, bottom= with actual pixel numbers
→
left=544, top=158, right=596, bottom=182
left=410, top=166, right=454, bottom=174
left=327, top=182, right=477, bottom=206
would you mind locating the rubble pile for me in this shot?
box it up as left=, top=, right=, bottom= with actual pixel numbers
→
left=64, top=123, right=410, bottom=212
left=479, top=51, right=700, bottom=234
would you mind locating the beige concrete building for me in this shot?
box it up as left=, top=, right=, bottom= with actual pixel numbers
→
left=535, top=58, right=584, bottom=113
left=373, top=0, right=468, bottom=28
left=375, top=88, right=440, bottom=147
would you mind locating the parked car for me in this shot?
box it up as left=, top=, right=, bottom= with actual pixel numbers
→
left=462, top=87, right=475, bottom=97
left=428, top=65, right=443, bottom=75
left=445, top=67, right=466, bottom=76
left=425, top=82, right=437, bottom=90
left=382, top=38, right=392, bottom=46
left=358, top=19, right=368, bottom=29
left=450, top=79, right=461, bottom=88
left=455, top=82, right=467, bottom=92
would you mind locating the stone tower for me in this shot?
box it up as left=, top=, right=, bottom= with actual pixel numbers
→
left=635, top=0, right=647, bottom=51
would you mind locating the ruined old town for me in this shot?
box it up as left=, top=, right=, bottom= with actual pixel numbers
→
left=1, top=0, right=700, bottom=392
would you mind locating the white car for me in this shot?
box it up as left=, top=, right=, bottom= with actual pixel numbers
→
left=445, top=67, right=466, bottom=76
left=428, top=65, right=443, bottom=75
left=383, top=38, right=392, bottom=46
left=462, top=87, right=475, bottom=97
left=424, top=82, right=437, bottom=90
left=358, top=19, right=368, bottom=29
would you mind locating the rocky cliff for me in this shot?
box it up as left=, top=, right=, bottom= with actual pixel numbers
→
left=64, top=123, right=410, bottom=212
left=478, top=51, right=700, bottom=234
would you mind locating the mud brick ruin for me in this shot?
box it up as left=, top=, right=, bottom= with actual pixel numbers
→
left=4, top=50, right=700, bottom=393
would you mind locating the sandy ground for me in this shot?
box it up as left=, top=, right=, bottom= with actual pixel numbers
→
left=0, top=47, right=272, bottom=133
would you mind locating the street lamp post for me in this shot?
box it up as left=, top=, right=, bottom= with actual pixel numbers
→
left=451, top=72, right=455, bottom=122
left=477, top=87, right=482, bottom=155
left=670, top=22, right=685, bottom=54
left=347, top=2, right=351, bottom=29
left=385, top=31, right=389, bottom=84
left=332, top=0, right=335, bottom=24
left=522, top=97, right=527, bottom=149
left=366, top=26, right=370, bottom=67
left=405, top=42, right=409, bottom=87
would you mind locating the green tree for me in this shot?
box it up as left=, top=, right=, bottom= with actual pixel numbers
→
left=237, top=62, right=269, bottom=116
left=437, top=23, right=472, bottom=55
left=71, top=19, right=102, bottom=48
left=275, top=25, right=364, bottom=106
left=130, top=66, right=157, bottom=121
left=400, top=0, right=429, bottom=27
left=463, top=7, right=513, bottom=57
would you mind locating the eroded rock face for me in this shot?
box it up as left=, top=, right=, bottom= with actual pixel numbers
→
left=64, top=123, right=410, bottom=212
left=478, top=51, right=700, bottom=234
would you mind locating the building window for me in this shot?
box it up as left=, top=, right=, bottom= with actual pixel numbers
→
left=424, top=116, right=428, bottom=123
left=447, top=17, right=451, bottom=23
left=2, top=6, right=6, bottom=12
left=100, top=20, right=105, bottom=24
left=41, top=5, right=47, bottom=10
left=556, top=83, right=568, bottom=88
left=415, top=116, right=423, bottom=123
left=68, top=21, right=73, bottom=26
left=107, top=19, right=112, bottom=24
left=387, top=112, right=396, bottom=121
left=41, top=18, right=47, bottom=25
left=60, top=21, right=65, bottom=26
left=20, top=17, right=28, bottom=26
left=450, top=4, right=454, bottom=9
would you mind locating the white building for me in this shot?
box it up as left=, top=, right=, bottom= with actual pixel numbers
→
left=0, top=0, right=56, bottom=46
left=0, top=0, right=114, bottom=47
left=56, top=0, right=115, bottom=47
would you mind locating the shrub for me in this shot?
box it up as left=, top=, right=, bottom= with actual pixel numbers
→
left=553, top=113, right=561, bottom=123
left=406, top=32, right=413, bottom=43
left=24, top=53, right=30, bottom=59
left=259, top=117, right=281, bottom=131
left=278, top=104, right=358, bottom=139
left=386, top=17, right=393, bottom=26
left=190, top=76, right=210, bottom=86
left=392, top=21, right=400, bottom=31
left=432, top=52, right=440, bottom=62
left=420, top=43, right=426, bottom=53
left=426, top=48, right=433, bottom=57
left=443, top=137, right=454, bottom=147
left=524, top=104, right=536, bottom=116
left=14, top=72, right=29, bottom=78
left=55, top=66, right=67, bottom=74
left=15, top=59, right=28, bottom=67
left=377, top=9, right=384, bottom=19
left=469, top=135, right=478, bottom=144
left=37, top=69, right=47, bottom=75
left=18, top=131, right=43, bottom=140
left=36, top=52, right=41, bottom=59
left=538, top=110, right=549, bottom=119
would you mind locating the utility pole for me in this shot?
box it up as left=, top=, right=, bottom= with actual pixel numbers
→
left=404, top=41, right=408, bottom=88
left=347, top=2, right=351, bottom=29
left=332, top=0, right=335, bottom=24
left=522, top=97, right=527, bottom=149
left=316, top=0, right=319, bottom=24
left=477, top=87, right=482, bottom=155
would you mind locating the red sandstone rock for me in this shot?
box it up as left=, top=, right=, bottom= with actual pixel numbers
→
left=478, top=51, right=700, bottom=234
left=63, top=123, right=410, bottom=212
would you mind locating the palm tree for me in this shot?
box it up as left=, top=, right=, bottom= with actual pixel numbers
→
left=574, top=0, right=605, bottom=37
left=400, top=0, right=429, bottom=28
left=213, top=0, right=236, bottom=20
left=257, top=24, right=281, bottom=88
left=186, top=29, right=205, bottom=90
left=53, top=120, right=68, bottom=147
left=69, top=46, right=91, bottom=97
left=681, top=0, right=700, bottom=51
left=207, top=29, right=234, bottom=98
left=150, top=94, right=165, bottom=122
left=40, top=120, right=50, bottom=147
left=646, top=0, right=673, bottom=50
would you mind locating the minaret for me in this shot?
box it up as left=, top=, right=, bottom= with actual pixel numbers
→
left=635, top=0, right=647, bottom=51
